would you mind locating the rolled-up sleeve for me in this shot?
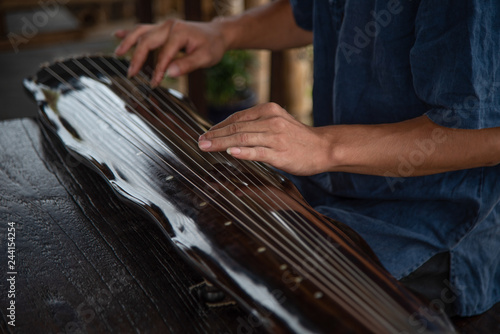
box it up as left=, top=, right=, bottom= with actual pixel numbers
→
left=410, top=0, right=500, bottom=130
left=289, top=0, right=313, bottom=31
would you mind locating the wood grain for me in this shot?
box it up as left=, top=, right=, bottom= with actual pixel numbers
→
left=0, top=118, right=257, bottom=334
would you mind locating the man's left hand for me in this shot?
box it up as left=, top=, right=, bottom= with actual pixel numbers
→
left=198, top=103, right=334, bottom=176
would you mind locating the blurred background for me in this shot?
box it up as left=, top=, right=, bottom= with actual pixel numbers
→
left=0, top=0, right=312, bottom=124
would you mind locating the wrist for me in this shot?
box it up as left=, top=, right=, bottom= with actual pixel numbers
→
left=322, top=124, right=369, bottom=174
left=314, top=125, right=348, bottom=173
left=211, top=16, right=239, bottom=51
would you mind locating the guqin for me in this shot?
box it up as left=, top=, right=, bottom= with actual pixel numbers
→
left=24, top=56, right=456, bottom=333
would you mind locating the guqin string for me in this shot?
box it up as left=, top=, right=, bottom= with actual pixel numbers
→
left=46, top=57, right=406, bottom=332
left=100, top=57, right=416, bottom=326
left=40, top=56, right=429, bottom=333
left=123, top=61, right=416, bottom=319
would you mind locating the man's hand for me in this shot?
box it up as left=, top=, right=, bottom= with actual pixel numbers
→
left=114, top=19, right=227, bottom=87
left=114, top=0, right=312, bottom=87
left=199, top=105, right=500, bottom=177
left=198, top=103, right=335, bottom=176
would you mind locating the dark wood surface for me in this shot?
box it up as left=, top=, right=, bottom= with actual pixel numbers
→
left=0, top=117, right=499, bottom=333
left=0, top=118, right=258, bottom=334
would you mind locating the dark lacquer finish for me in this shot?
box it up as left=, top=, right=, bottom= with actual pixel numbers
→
left=24, top=56, right=456, bottom=334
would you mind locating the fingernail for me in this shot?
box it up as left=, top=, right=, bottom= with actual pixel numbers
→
left=127, top=63, right=135, bottom=78
left=114, top=45, right=122, bottom=55
left=154, top=71, right=164, bottom=84
left=166, top=64, right=180, bottom=77
left=150, top=72, right=158, bottom=88
left=198, top=134, right=206, bottom=141
left=198, top=140, right=212, bottom=150
left=227, top=147, right=241, bottom=155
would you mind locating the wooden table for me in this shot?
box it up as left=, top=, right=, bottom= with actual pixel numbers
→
left=0, top=118, right=499, bottom=333
left=0, top=118, right=258, bottom=333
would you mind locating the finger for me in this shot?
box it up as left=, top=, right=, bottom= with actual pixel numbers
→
left=128, top=43, right=153, bottom=77
left=208, top=108, right=264, bottom=132
left=226, top=146, right=273, bottom=164
left=150, top=32, right=192, bottom=86
left=200, top=119, right=267, bottom=141
left=113, top=29, right=129, bottom=39
left=114, top=24, right=154, bottom=56
left=198, top=132, right=270, bottom=152
left=128, top=27, right=172, bottom=77
left=209, top=102, right=287, bottom=131
left=165, top=49, right=211, bottom=78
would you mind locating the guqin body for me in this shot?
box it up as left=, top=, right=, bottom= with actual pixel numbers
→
left=24, top=56, right=456, bottom=333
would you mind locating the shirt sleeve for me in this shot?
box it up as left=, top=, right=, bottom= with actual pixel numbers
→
left=289, top=0, right=313, bottom=31
left=410, top=0, right=500, bottom=130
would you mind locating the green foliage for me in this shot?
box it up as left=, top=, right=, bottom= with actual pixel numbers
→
left=205, top=50, right=253, bottom=106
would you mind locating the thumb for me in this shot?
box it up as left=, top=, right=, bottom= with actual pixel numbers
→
left=113, top=29, right=129, bottom=39
left=169, top=50, right=214, bottom=76
left=151, top=51, right=211, bottom=86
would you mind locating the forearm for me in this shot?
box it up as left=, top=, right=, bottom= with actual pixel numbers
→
left=198, top=105, right=500, bottom=177
left=215, top=0, right=313, bottom=51
left=327, top=116, right=500, bottom=177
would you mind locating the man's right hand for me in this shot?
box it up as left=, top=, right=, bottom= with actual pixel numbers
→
left=114, top=19, right=228, bottom=87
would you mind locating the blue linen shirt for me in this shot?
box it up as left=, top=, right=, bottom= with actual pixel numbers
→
left=289, top=0, right=500, bottom=316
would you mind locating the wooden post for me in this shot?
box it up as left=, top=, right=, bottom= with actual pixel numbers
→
left=245, top=0, right=271, bottom=104
left=283, top=48, right=312, bottom=125
left=270, top=51, right=286, bottom=107
left=0, top=10, right=6, bottom=40
left=135, top=0, right=153, bottom=23
left=271, top=48, right=313, bottom=125
left=135, top=0, right=154, bottom=75
left=184, top=0, right=207, bottom=115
